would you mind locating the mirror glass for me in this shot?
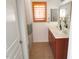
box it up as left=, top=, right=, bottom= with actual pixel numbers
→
left=60, top=9, right=66, bottom=17
left=59, top=1, right=72, bottom=34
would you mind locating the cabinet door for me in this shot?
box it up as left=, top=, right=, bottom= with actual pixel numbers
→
left=51, top=33, right=56, bottom=58
left=55, top=39, right=68, bottom=59
left=48, top=30, right=52, bottom=47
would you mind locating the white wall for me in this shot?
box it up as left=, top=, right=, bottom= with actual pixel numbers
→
left=47, top=0, right=61, bottom=21
left=32, top=0, right=60, bottom=42
left=47, top=0, right=60, bottom=9
left=33, top=22, right=48, bottom=42
left=25, top=0, right=33, bottom=24
left=32, top=0, right=61, bottom=22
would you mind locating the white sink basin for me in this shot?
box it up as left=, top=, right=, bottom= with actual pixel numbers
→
left=47, top=22, right=69, bottom=38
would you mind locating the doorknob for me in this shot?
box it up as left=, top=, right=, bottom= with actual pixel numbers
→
left=19, top=40, right=22, bottom=44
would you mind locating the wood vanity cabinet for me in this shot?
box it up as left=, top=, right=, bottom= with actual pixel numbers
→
left=48, top=30, right=69, bottom=59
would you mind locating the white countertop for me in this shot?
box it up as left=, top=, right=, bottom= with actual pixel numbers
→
left=47, top=22, right=69, bottom=39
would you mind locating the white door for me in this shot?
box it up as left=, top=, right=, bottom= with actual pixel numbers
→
left=6, top=0, right=23, bottom=59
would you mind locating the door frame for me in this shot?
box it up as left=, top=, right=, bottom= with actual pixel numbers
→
left=16, top=0, right=29, bottom=59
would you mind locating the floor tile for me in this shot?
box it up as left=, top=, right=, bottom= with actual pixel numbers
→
left=29, top=42, right=54, bottom=59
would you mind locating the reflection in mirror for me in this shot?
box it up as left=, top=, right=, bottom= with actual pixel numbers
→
left=60, top=9, right=66, bottom=17
left=50, top=9, right=58, bottom=22
left=59, top=1, right=72, bottom=34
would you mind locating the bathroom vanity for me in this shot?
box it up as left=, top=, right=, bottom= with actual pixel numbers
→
left=48, top=22, right=69, bottom=59
left=47, top=1, right=71, bottom=59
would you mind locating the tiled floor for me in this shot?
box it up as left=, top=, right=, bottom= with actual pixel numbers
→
left=29, top=42, right=54, bottom=59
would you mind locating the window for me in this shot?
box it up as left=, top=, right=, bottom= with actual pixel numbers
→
left=32, top=2, right=47, bottom=22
